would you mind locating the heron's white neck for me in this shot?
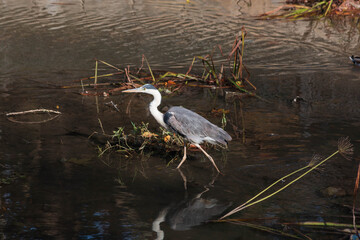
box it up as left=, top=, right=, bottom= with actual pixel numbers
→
left=149, top=90, right=166, bottom=128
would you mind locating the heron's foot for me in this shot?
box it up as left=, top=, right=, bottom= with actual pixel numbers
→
left=177, top=157, right=187, bottom=169
left=177, top=147, right=187, bottom=169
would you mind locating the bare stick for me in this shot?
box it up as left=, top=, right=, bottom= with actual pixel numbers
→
left=98, top=118, right=105, bottom=135
left=125, top=66, right=133, bottom=83
left=6, top=109, right=61, bottom=116
left=6, top=108, right=61, bottom=124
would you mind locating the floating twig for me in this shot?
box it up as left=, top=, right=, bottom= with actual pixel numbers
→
left=105, top=101, right=120, bottom=112
left=6, top=109, right=61, bottom=116
left=125, top=65, right=132, bottom=83
left=6, top=109, right=61, bottom=124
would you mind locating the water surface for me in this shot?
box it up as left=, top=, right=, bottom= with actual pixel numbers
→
left=1, top=0, right=360, bottom=239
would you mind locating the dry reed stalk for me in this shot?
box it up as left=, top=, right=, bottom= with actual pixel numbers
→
left=220, top=137, right=353, bottom=219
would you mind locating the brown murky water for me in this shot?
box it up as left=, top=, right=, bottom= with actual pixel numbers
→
left=1, top=0, right=360, bottom=239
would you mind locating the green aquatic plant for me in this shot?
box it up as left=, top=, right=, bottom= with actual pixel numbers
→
left=141, top=54, right=156, bottom=83
left=230, top=28, right=248, bottom=84
left=221, top=111, right=227, bottom=129
left=96, top=121, right=184, bottom=160
left=97, top=126, right=136, bottom=157
left=260, top=0, right=351, bottom=19
left=94, top=59, right=98, bottom=85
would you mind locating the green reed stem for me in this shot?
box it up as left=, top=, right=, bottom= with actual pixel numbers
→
left=324, top=0, right=333, bottom=16
left=94, top=60, right=98, bottom=86
left=98, top=59, right=123, bottom=72
left=143, top=55, right=156, bottom=83
left=220, top=150, right=339, bottom=219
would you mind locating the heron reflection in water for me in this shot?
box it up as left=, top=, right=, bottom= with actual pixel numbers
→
left=152, top=170, right=231, bottom=239
left=123, top=84, right=232, bottom=173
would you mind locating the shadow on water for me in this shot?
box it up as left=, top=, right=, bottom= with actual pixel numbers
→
left=1, top=0, right=360, bottom=239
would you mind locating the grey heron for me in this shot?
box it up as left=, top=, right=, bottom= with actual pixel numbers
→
left=123, top=84, right=232, bottom=173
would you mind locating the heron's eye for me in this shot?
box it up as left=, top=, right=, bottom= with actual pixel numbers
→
left=143, top=88, right=146, bottom=90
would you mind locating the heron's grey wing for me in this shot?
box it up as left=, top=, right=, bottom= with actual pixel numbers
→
left=164, top=111, right=186, bottom=137
left=164, top=106, right=231, bottom=145
left=163, top=108, right=191, bottom=138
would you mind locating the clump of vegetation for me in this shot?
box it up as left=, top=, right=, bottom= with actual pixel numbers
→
left=182, top=27, right=255, bottom=95
left=261, top=0, right=360, bottom=19
left=96, top=122, right=184, bottom=158
left=96, top=118, right=232, bottom=162
left=62, top=28, right=259, bottom=99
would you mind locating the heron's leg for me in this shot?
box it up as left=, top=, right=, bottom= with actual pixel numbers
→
left=176, top=144, right=187, bottom=169
left=194, top=144, right=221, bottom=173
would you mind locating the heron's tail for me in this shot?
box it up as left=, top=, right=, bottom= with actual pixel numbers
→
left=215, top=129, right=232, bottom=147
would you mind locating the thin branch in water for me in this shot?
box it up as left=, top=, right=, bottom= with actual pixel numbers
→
left=217, top=44, right=225, bottom=57
left=98, top=118, right=106, bottom=135
left=137, top=55, right=145, bottom=74
left=125, top=65, right=133, bottom=83
left=126, top=93, right=136, bottom=115
left=6, top=109, right=61, bottom=116
left=105, top=101, right=120, bottom=112
left=7, top=115, right=60, bottom=124
left=6, top=108, right=61, bottom=124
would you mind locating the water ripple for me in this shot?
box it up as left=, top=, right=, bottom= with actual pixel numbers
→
left=0, top=0, right=359, bottom=74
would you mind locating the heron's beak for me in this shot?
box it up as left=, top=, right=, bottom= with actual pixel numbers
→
left=122, top=87, right=142, bottom=93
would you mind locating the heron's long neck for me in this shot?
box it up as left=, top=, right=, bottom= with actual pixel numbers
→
left=149, top=91, right=166, bottom=128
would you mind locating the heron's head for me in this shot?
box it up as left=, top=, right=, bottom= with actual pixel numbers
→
left=122, top=84, right=159, bottom=95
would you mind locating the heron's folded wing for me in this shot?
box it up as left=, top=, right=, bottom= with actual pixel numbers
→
left=164, top=107, right=231, bottom=145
